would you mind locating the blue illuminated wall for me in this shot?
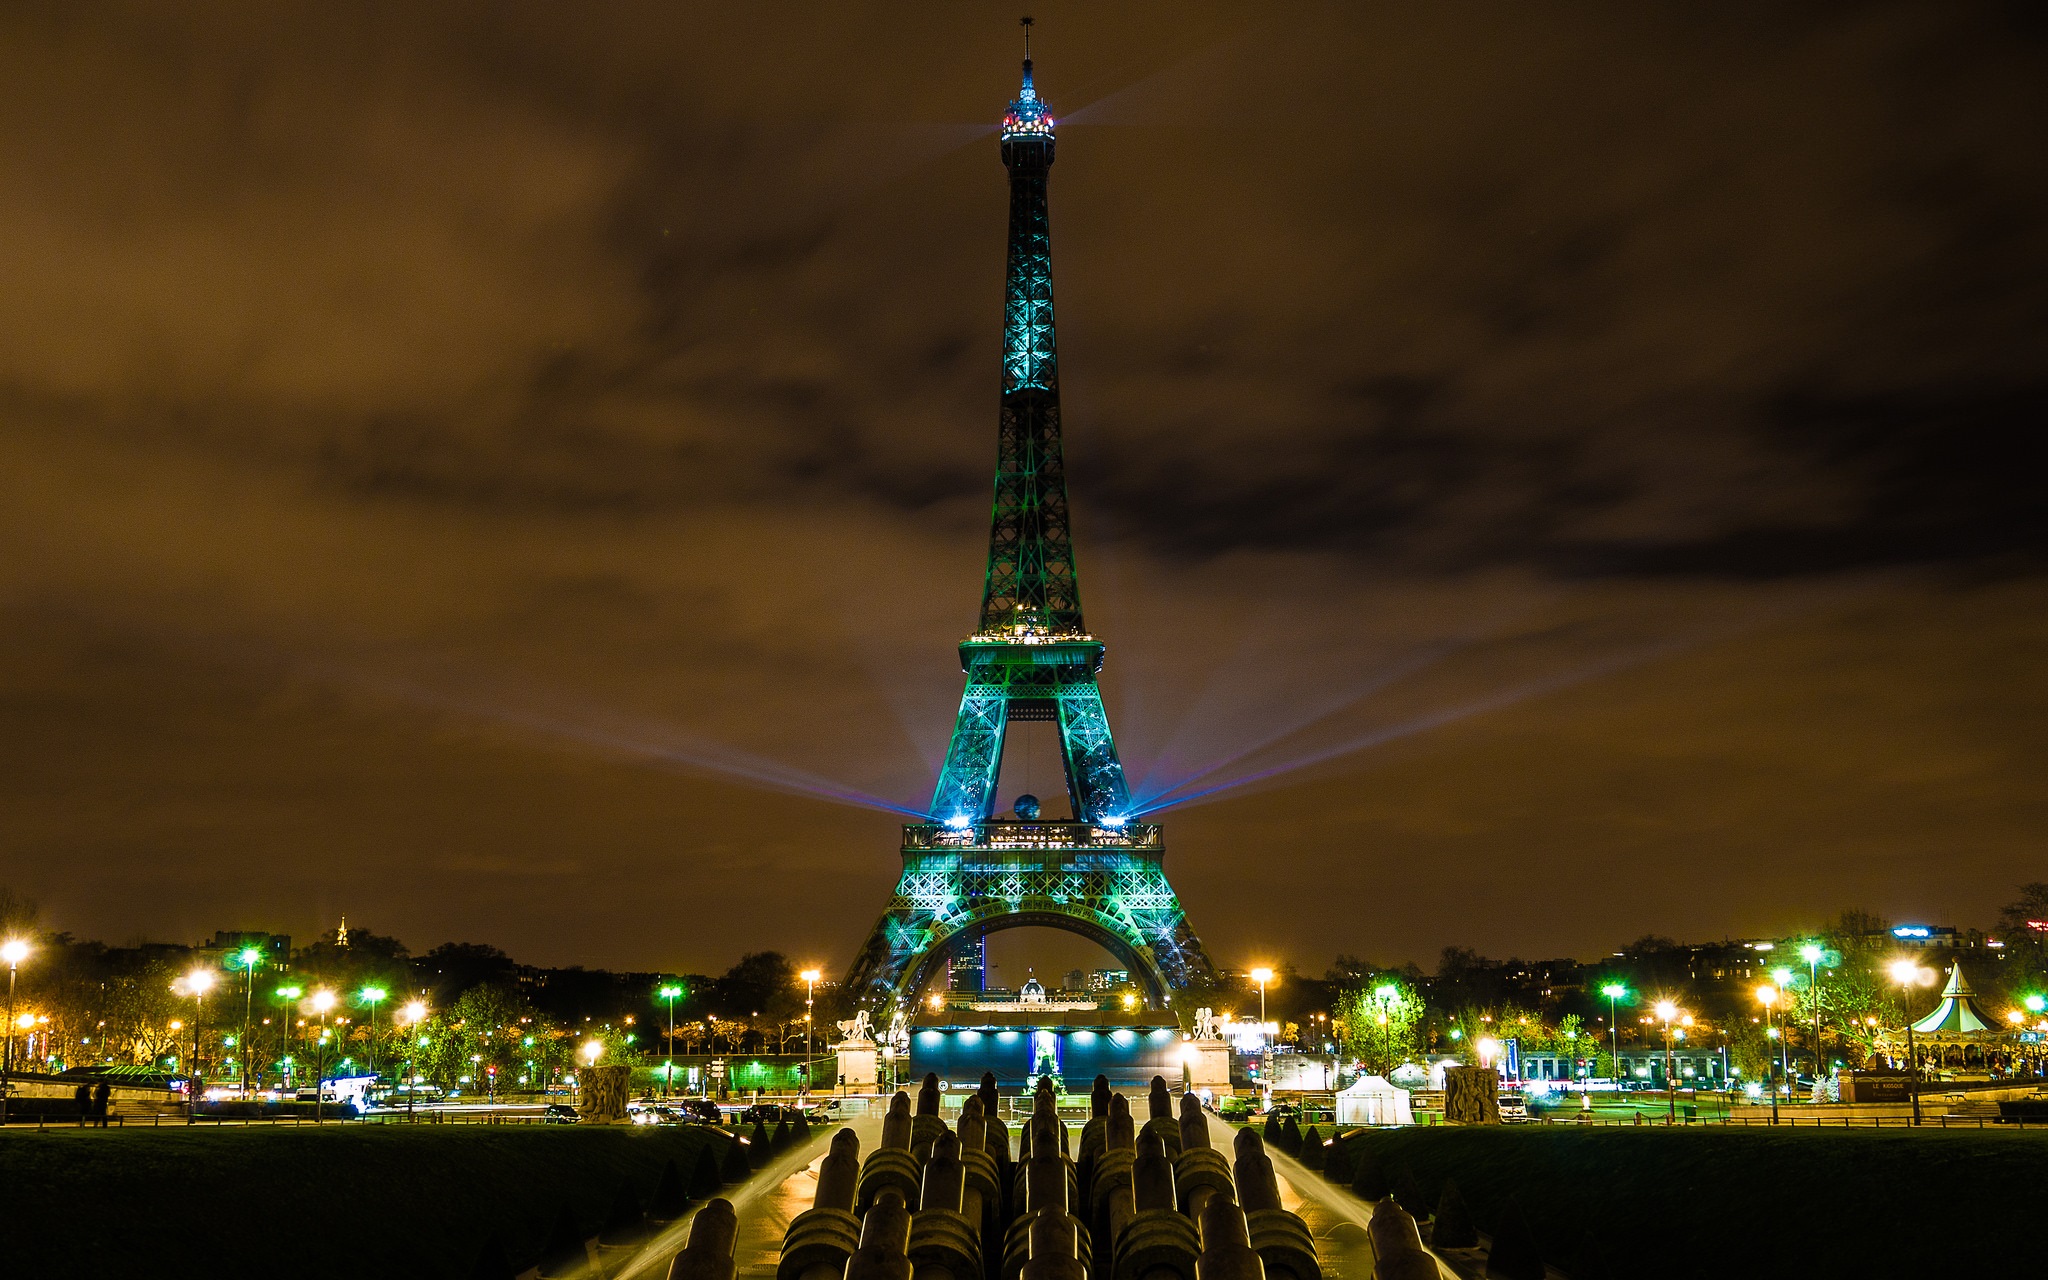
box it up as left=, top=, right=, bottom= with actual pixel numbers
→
left=907, top=1025, right=1185, bottom=1091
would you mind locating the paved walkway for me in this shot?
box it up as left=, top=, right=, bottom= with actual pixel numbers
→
left=609, top=1111, right=1465, bottom=1280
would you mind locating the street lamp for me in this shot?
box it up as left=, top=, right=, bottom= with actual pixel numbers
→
left=180, top=967, right=217, bottom=1111
left=1, top=938, right=30, bottom=1127
left=800, top=971, right=821, bottom=1098
left=1888, top=960, right=1933, bottom=1126
left=234, top=948, right=263, bottom=1092
left=1600, top=984, right=1627, bottom=1089
left=1249, top=967, right=1274, bottom=1041
left=1754, top=985, right=1781, bottom=1125
left=658, top=985, right=684, bottom=1098
left=1799, top=943, right=1826, bottom=1079
left=1654, top=1001, right=1680, bottom=1124
left=359, top=987, right=387, bottom=1079
left=275, top=985, right=303, bottom=1089
left=310, top=989, right=336, bottom=1123
left=399, top=1000, right=427, bottom=1121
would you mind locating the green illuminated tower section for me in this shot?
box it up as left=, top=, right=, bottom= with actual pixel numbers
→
left=844, top=51, right=1215, bottom=1016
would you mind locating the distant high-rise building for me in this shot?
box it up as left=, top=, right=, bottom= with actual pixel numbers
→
left=1087, top=968, right=1130, bottom=992
left=949, top=933, right=987, bottom=994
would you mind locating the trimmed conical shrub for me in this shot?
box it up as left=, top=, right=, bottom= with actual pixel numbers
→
left=689, top=1145, right=723, bottom=1199
left=1299, top=1125, right=1325, bottom=1170
left=750, top=1119, right=772, bottom=1158
left=1348, top=1142, right=1390, bottom=1201
left=1279, top=1114, right=1303, bottom=1156
left=1483, top=1198, right=1545, bottom=1280
left=1261, top=1110, right=1283, bottom=1150
left=1393, top=1165, right=1430, bottom=1220
left=793, top=1109, right=811, bottom=1140
left=535, top=1206, right=587, bottom=1279
left=771, top=1118, right=792, bottom=1151
left=599, top=1179, right=647, bottom=1247
left=650, top=1158, right=689, bottom=1221
left=1431, top=1178, right=1477, bottom=1249
left=722, top=1133, right=753, bottom=1183
left=1323, top=1132, right=1360, bottom=1183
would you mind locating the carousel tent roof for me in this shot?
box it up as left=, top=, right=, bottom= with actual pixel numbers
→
left=1911, top=963, right=1999, bottom=1035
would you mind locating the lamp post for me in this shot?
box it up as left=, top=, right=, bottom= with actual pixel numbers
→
left=235, top=948, right=263, bottom=1092
left=1889, top=960, right=1931, bottom=1127
left=1654, top=1001, right=1679, bottom=1124
left=310, top=989, right=336, bottom=1123
left=801, top=970, right=821, bottom=1098
left=400, top=1000, right=427, bottom=1121
left=658, top=985, right=683, bottom=1098
left=275, top=985, right=302, bottom=1090
left=1601, top=984, right=1627, bottom=1090
left=1, top=939, right=30, bottom=1127
left=359, top=987, right=386, bottom=1080
left=1799, top=943, right=1825, bottom=1080
left=180, top=967, right=217, bottom=1114
left=1755, top=985, right=1781, bottom=1125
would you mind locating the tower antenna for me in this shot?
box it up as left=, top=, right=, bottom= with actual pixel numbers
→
left=1021, top=15, right=1032, bottom=61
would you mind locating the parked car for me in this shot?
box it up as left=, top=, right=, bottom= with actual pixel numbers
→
left=741, top=1103, right=808, bottom=1126
left=673, top=1099, right=722, bottom=1125
left=543, top=1103, right=580, bottom=1124
left=1496, top=1092, right=1529, bottom=1122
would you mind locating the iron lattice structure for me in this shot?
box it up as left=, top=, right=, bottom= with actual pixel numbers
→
left=844, top=57, right=1215, bottom=1016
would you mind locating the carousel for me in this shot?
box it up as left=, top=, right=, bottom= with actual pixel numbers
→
left=1879, top=962, right=2035, bottom=1076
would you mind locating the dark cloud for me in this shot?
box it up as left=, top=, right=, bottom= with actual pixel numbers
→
left=1, top=1, right=2043, bottom=970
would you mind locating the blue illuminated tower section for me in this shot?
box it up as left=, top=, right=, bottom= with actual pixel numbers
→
left=844, top=49, right=1215, bottom=1017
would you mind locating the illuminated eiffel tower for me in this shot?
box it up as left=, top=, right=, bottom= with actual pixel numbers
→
left=844, top=39, right=1216, bottom=1016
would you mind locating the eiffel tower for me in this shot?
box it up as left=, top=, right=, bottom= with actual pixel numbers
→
left=843, top=39, right=1216, bottom=1016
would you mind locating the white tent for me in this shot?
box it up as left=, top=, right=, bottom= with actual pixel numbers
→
left=1334, top=1074, right=1414, bottom=1126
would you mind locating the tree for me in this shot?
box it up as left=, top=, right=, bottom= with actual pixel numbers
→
left=1334, top=978, right=1426, bottom=1076
left=1996, top=883, right=2048, bottom=989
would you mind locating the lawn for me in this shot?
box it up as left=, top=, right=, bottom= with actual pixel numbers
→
left=1320, top=1124, right=2048, bottom=1279
left=0, top=1123, right=739, bottom=1278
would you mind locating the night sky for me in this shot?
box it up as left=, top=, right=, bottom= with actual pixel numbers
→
left=3, top=2, right=2044, bottom=974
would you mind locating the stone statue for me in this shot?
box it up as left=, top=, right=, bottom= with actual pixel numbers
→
left=1194, top=1007, right=1219, bottom=1040
left=836, top=1009, right=874, bottom=1043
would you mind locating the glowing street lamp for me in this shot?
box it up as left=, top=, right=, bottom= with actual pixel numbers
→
left=359, top=987, right=387, bottom=1079
left=274, top=985, right=303, bottom=1087
left=799, top=970, right=820, bottom=1097
left=1249, top=967, right=1274, bottom=1042
left=233, top=947, right=264, bottom=1092
left=399, top=1000, right=428, bottom=1121
left=178, top=966, right=218, bottom=1117
left=1798, top=943, right=1826, bottom=1077
left=1476, top=1036, right=1500, bottom=1070
left=1600, top=983, right=1628, bottom=1087
left=310, top=989, right=336, bottom=1123
left=659, top=985, right=685, bottom=1098
left=1653, top=1001, right=1681, bottom=1124
left=1754, top=985, right=1782, bottom=1125
left=2, top=938, right=31, bottom=1126
left=1888, top=960, right=1934, bottom=1126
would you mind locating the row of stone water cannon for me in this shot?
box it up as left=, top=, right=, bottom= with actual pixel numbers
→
left=666, top=1073, right=1449, bottom=1280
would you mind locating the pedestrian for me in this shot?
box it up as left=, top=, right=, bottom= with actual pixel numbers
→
left=93, top=1080, right=110, bottom=1127
left=74, top=1083, right=91, bottom=1125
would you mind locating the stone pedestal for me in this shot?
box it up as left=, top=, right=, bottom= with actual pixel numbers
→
left=834, top=1039, right=879, bottom=1092
left=1182, top=1038, right=1233, bottom=1097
